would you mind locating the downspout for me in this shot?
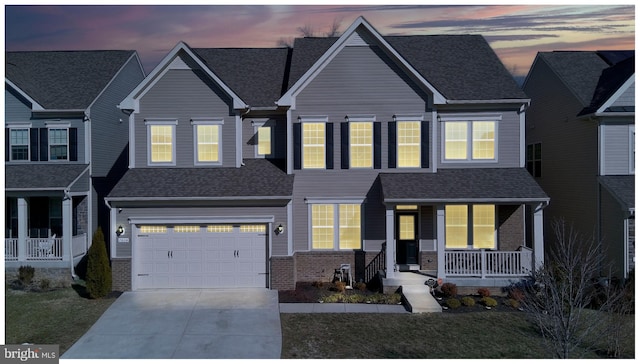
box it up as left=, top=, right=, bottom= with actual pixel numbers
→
left=64, top=189, right=78, bottom=280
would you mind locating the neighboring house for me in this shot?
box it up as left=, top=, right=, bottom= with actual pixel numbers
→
left=523, top=50, right=635, bottom=279
left=107, top=17, right=548, bottom=291
left=5, top=50, right=145, bottom=280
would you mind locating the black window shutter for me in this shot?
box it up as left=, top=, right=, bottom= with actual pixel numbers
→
left=5, top=129, right=9, bottom=161
left=373, top=122, right=381, bottom=169
left=30, top=128, right=39, bottom=161
left=293, top=123, right=301, bottom=170
left=421, top=121, right=429, bottom=168
left=326, top=123, right=334, bottom=169
left=69, top=128, right=78, bottom=161
left=340, top=122, right=349, bottom=169
left=39, top=128, right=48, bottom=161
left=388, top=121, right=396, bottom=168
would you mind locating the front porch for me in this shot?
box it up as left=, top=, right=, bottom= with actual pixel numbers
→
left=5, top=234, right=88, bottom=267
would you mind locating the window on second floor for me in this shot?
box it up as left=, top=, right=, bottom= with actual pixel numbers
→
left=149, top=125, right=174, bottom=164
left=527, top=142, right=542, bottom=177
left=350, top=122, right=373, bottom=168
left=48, top=128, right=68, bottom=161
left=10, top=128, right=29, bottom=161
left=443, top=121, right=496, bottom=161
left=303, top=122, right=326, bottom=169
left=397, top=121, right=421, bottom=167
left=195, top=124, right=221, bottom=164
left=257, top=125, right=272, bottom=156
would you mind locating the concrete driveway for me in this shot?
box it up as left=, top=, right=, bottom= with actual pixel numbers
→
left=62, top=289, right=281, bottom=359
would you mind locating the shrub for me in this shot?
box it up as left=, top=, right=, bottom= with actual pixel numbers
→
left=311, top=281, right=325, bottom=288
left=506, top=298, right=520, bottom=309
left=355, top=281, right=367, bottom=291
left=477, top=287, right=491, bottom=297
left=333, top=281, right=346, bottom=293
left=440, top=282, right=458, bottom=298
left=86, top=227, right=112, bottom=299
left=461, top=296, right=476, bottom=307
left=508, top=288, right=524, bottom=302
left=320, top=294, right=340, bottom=303
left=18, top=265, right=35, bottom=285
left=480, top=296, right=498, bottom=307
left=446, top=298, right=461, bottom=309
left=386, top=293, right=402, bottom=304
left=39, top=278, right=51, bottom=291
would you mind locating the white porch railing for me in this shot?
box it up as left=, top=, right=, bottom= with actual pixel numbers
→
left=445, top=248, right=532, bottom=278
left=72, top=233, right=88, bottom=258
left=26, top=238, right=63, bottom=261
left=5, top=239, right=18, bottom=261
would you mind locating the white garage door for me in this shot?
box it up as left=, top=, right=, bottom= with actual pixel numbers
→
left=135, top=224, right=268, bottom=289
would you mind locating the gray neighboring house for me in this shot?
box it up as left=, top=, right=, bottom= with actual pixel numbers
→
left=5, top=50, right=145, bottom=280
left=108, top=17, right=548, bottom=291
left=523, top=50, right=635, bottom=279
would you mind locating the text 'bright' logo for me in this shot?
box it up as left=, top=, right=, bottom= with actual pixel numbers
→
left=1, top=345, right=58, bottom=363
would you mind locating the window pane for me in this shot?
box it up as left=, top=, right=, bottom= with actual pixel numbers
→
left=472, top=122, right=495, bottom=159
left=339, top=204, right=361, bottom=249
left=50, top=145, right=68, bottom=160
left=11, top=129, right=28, bottom=145
left=445, top=122, right=467, bottom=160
left=350, top=122, right=373, bottom=168
left=174, top=225, right=200, bottom=233
left=11, top=146, right=28, bottom=161
left=397, top=122, right=420, bottom=167
left=445, top=205, right=468, bottom=248
left=207, top=225, right=233, bottom=233
left=399, top=215, right=415, bottom=240
left=140, top=225, right=167, bottom=233
left=197, top=125, right=219, bottom=162
left=150, top=125, right=173, bottom=162
left=312, top=204, right=334, bottom=249
left=473, top=205, right=495, bottom=249
left=303, top=123, right=325, bottom=168
left=257, top=126, right=272, bottom=155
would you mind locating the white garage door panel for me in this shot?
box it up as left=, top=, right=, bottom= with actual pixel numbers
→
left=135, top=225, right=267, bottom=289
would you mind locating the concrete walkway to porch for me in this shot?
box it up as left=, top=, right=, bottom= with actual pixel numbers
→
left=384, top=272, right=442, bottom=313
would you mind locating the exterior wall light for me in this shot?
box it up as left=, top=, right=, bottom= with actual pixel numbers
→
left=275, top=224, right=284, bottom=235
left=116, top=225, right=125, bottom=237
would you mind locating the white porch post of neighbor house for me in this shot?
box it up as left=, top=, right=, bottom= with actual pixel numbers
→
left=17, top=198, right=28, bottom=261
left=385, top=207, right=395, bottom=278
left=533, top=203, right=545, bottom=271
left=436, top=205, right=446, bottom=279
left=62, top=197, right=72, bottom=262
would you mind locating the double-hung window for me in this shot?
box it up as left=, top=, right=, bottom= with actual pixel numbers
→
left=350, top=122, right=373, bottom=168
left=445, top=204, right=496, bottom=249
left=147, top=119, right=177, bottom=165
left=443, top=118, right=497, bottom=161
left=397, top=121, right=421, bottom=167
left=49, top=128, right=68, bottom=161
left=526, top=143, right=542, bottom=177
left=303, top=122, right=326, bottom=169
left=252, top=120, right=272, bottom=157
left=192, top=119, right=223, bottom=165
left=310, top=202, right=362, bottom=250
left=10, top=128, right=29, bottom=161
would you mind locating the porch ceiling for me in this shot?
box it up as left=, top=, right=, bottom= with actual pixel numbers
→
left=379, top=168, right=549, bottom=203
left=5, top=164, right=89, bottom=191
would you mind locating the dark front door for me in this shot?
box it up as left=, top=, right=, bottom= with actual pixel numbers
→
left=396, top=212, right=418, bottom=265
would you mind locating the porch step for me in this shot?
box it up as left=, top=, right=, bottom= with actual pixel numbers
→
left=397, top=264, right=420, bottom=272
left=401, top=285, right=442, bottom=313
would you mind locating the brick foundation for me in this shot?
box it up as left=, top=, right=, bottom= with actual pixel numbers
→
left=420, top=251, right=438, bottom=271
left=111, top=258, right=131, bottom=291
left=270, top=256, right=295, bottom=290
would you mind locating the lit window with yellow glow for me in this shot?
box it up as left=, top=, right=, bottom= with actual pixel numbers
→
left=150, top=125, right=173, bottom=163
left=445, top=205, right=468, bottom=248
left=311, top=204, right=334, bottom=249
left=473, top=205, right=495, bottom=249
left=399, top=215, right=415, bottom=240
left=303, top=123, right=325, bottom=168
left=196, top=124, right=220, bottom=163
left=444, top=122, right=467, bottom=160
left=398, top=121, right=420, bottom=167
left=350, top=122, right=373, bottom=168
left=257, top=126, right=271, bottom=156
left=472, top=122, right=495, bottom=160
left=339, top=204, right=361, bottom=249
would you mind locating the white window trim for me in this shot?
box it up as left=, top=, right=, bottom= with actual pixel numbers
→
left=444, top=204, right=497, bottom=250
left=345, top=114, right=376, bottom=122
left=349, top=121, right=374, bottom=169
left=252, top=120, right=273, bottom=158
left=308, top=201, right=364, bottom=251
left=441, top=120, right=499, bottom=163
left=396, top=120, right=422, bottom=168
left=146, top=119, right=178, bottom=166
left=9, top=127, right=30, bottom=162
left=191, top=119, right=224, bottom=166
left=630, top=125, right=635, bottom=174
left=48, top=127, right=69, bottom=162
left=298, top=115, right=328, bottom=123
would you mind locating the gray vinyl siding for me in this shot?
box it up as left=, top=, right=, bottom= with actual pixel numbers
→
left=5, top=87, right=33, bottom=121
left=135, top=68, right=237, bottom=167
left=602, top=123, right=632, bottom=175
left=242, top=115, right=286, bottom=159
left=113, top=205, right=288, bottom=258
left=436, top=108, right=522, bottom=169
left=600, top=184, right=627, bottom=277
left=90, top=55, right=144, bottom=177
left=610, top=81, right=634, bottom=107
left=524, top=58, right=600, bottom=248
left=420, top=205, right=436, bottom=251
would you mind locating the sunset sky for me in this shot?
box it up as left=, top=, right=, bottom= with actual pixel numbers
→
left=3, top=4, right=636, bottom=77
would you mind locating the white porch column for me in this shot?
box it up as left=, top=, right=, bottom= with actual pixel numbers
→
left=533, top=203, right=545, bottom=271
left=385, top=207, right=395, bottom=278
left=436, top=204, right=445, bottom=279
left=17, top=198, right=28, bottom=261
left=62, top=197, right=72, bottom=262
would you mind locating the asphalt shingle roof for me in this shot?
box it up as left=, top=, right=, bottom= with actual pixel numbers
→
left=193, top=48, right=290, bottom=107
left=379, top=168, right=548, bottom=202
left=5, top=50, right=135, bottom=109
left=108, top=159, right=294, bottom=199
left=287, top=35, right=527, bottom=101
left=5, top=164, right=89, bottom=190
left=599, top=175, right=635, bottom=210
left=578, top=54, right=635, bottom=116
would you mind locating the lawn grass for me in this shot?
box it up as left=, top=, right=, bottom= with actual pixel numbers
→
left=280, top=311, right=635, bottom=359
left=5, top=284, right=117, bottom=354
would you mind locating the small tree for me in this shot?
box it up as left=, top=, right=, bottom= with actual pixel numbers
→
left=85, top=227, right=112, bottom=298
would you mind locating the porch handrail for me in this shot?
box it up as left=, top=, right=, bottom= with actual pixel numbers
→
left=364, top=242, right=386, bottom=283
left=5, top=239, right=18, bottom=261
left=26, top=238, right=63, bottom=261
left=445, top=249, right=532, bottom=278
